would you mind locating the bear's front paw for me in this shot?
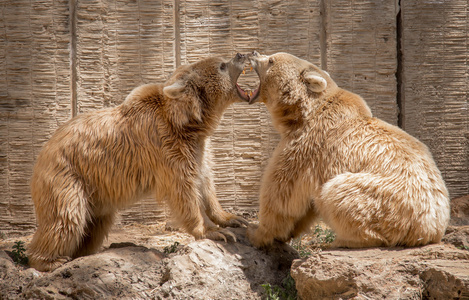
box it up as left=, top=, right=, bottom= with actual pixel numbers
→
left=247, top=224, right=273, bottom=248
left=205, top=227, right=238, bottom=243
left=221, top=214, right=249, bottom=228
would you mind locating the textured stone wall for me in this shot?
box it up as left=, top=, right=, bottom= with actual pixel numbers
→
left=1, top=0, right=467, bottom=235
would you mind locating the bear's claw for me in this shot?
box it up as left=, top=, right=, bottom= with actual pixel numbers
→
left=205, top=228, right=237, bottom=243
left=226, top=216, right=250, bottom=228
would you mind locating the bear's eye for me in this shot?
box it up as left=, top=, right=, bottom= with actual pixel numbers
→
left=220, top=62, right=227, bottom=71
left=269, top=58, right=274, bottom=64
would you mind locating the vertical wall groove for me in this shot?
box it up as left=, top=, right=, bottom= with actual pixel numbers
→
left=396, top=0, right=403, bottom=129
left=319, top=0, right=328, bottom=71
left=173, top=0, right=181, bottom=67
left=69, top=0, right=77, bottom=117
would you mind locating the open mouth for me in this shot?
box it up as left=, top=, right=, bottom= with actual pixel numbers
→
left=236, top=63, right=260, bottom=104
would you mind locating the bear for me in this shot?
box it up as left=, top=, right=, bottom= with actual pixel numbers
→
left=27, top=53, right=252, bottom=272
left=245, top=51, right=450, bottom=249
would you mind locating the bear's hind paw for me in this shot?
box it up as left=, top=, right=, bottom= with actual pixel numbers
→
left=29, top=255, right=71, bottom=272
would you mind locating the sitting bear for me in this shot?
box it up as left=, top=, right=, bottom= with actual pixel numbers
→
left=28, top=54, right=251, bottom=271
left=246, top=51, right=450, bottom=249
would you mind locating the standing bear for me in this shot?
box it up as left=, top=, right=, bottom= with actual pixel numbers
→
left=28, top=54, right=252, bottom=272
left=246, top=51, right=450, bottom=249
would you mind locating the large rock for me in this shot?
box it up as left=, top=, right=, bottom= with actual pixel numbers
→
left=290, top=196, right=469, bottom=299
left=450, top=195, right=469, bottom=226
left=0, top=227, right=298, bottom=299
left=291, top=241, right=469, bottom=299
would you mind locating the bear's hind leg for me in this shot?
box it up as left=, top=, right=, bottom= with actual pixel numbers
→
left=73, top=213, right=116, bottom=258
left=28, top=225, right=75, bottom=272
left=316, top=172, right=391, bottom=248
left=28, top=180, right=90, bottom=272
left=28, top=217, right=88, bottom=272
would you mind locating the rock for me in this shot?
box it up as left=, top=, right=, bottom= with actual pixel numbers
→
left=291, top=243, right=469, bottom=299
left=0, top=227, right=298, bottom=299
left=158, top=233, right=297, bottom=299
left=3, top=214, right=469, bottom=299
left=450, top=195, right=469, bottom=226
left=443, top=226, right=469, bottom=250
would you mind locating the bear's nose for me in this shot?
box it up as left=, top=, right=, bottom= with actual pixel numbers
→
left=235, top=53, right=246, bottom=62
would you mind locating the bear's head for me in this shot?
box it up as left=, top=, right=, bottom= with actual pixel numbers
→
left=247, top=51, right=338, bottom=105
left=163, top=53, right=250, bottom=129
left=246, top=51, right=339, bottom=132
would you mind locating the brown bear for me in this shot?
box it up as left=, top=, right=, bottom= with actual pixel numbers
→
left=246, top=51, right=450, bottom=249
left=28, top=54, right=252, bottom=272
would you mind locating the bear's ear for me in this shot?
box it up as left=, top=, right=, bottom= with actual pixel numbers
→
left=163, top=81, right=186, bottom=99
left=163, top=80, right=203, bottom=126
left=304, top=72, right=327, bottom=93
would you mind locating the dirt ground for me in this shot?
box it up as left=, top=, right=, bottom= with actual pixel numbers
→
left=1, top=195, right=468, bottom=299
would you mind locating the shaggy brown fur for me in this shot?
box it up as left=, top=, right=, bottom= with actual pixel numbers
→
left=246, top=52, right=450, bottom=249
left=28, top=54, right=250, bottom=272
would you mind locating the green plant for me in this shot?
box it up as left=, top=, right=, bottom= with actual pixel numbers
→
left=12, top=241, right=28, bottom=265
left=261, top=283, right=281, bottom=300
left=290, top=236, right=311, bottom=258
left=314, top=225, right=336, bottom=244
left=261, top=274, right=297, bottom=300
left=163, top=241, right=180, bottom=254
left=457, top=244, right=469, bottom=251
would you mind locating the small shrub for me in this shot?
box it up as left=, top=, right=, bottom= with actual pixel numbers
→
left=12, top=241, right=28, bottom=265
left=261, top=274, right=297, bottom=300
left=163, top=241, right=180, bottom=254
left=314, top=225, right=336, bottom=244
left=290, top=236, right=311, bottom=258
left=261, top=283, right=281, bottom=300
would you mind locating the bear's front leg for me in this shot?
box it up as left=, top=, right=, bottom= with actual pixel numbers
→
left=200, top=181, right=249, bottom=229
left=247, top=143, right=315, bottom=248
left=164, top=174, right=206, bottom=239
left=247, top=169, right=295, bottom=246
left=197, top=152, right=248, bottom=229
left=164, top=168, right=240, bottom=242
left=197, top=181, right=246, bottom=242
left=247, top=209, right=296, bottom=248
